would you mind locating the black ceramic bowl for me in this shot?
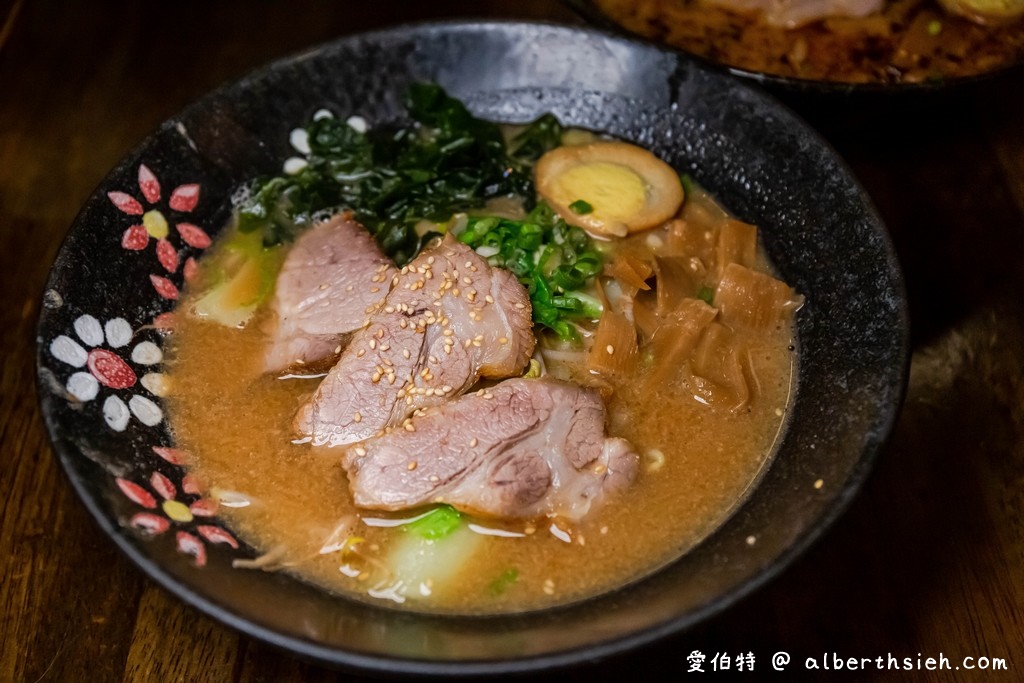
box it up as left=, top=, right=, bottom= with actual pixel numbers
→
left=36, top=21, right=908, bottom=675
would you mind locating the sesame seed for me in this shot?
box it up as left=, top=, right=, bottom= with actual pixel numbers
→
left=370, top=287, right=380, bottom=294
left=485, top=295, right=494, bottom=304
left=369, top=340, right=377, bottom=350
left=404, top=422, right=416, bottom=432
left=353, top=412, right=362, bottom=423
left=469, top=437, right=478, bottom=447
left=376, top=329, right=385, bottom=339
left=356, top=349, right=366, bottom=358
left=407, top=461, right=418, bottom=471
left=371, top=371, right=381, bottom=383
left=606, top=345, right=615, bottom=354
left=402, top=349, right=411, bottom=359
left=498, top=337, right=508, bottom=344
left=334, top=345, right=342, bottom=354
left=814, top=479, right=824, bottom=489
left=354, top=447, right=367, bottom=456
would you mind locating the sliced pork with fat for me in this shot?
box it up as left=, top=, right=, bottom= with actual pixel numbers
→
left=704, top=0, right=884, bottom=28
left=341, top=378, right=639, bottom=520
left=264, top=214, right=396, bottom=373
left=294, top=235, right=535, bottom=446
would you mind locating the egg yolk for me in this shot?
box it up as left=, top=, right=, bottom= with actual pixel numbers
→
left=550, top=162, right=647, bottom=224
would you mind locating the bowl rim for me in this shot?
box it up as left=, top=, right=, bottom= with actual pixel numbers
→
left=36, top=18, right=911, bottom=676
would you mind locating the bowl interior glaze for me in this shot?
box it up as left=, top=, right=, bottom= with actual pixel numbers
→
left=36, top=21, right=908, bottom=675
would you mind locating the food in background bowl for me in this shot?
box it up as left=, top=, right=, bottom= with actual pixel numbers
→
left=167, top=85, right=802, bottom=613
left=585, top=0, right=1024, bottom=83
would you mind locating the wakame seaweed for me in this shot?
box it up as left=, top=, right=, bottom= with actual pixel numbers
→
left=237, top=83, right=560, bottom=266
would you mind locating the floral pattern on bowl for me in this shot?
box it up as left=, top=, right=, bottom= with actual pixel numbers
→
left=39, top=163, right=243, bottom=568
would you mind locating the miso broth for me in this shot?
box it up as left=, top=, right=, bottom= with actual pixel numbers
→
left=165, top=93, right=800, bottom=613
left=165, top=190, right=798, bottom=614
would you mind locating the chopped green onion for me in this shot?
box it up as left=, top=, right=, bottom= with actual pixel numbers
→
left=697, top=285, right=714, bottom=305
left=680, top=173, right=694, bottom=198
left=404, top=505, right=461, bottom=540
left=457, top=201, right=603, bottom=341
left=569, top=199, right=593, bottom=215
left=488, top=568, right=520, bottom=596
left=927, top=20, right=942, bottom=36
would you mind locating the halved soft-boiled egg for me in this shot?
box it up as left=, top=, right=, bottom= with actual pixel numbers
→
left=536, top=141, right=684, bottom=238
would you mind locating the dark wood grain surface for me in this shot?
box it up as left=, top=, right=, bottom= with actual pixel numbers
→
left=2, top=2, right=1022, bottom=681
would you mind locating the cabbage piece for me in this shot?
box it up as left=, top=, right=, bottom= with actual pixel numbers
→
left=192, top=230, right=284, bottom=327
left=386, top=508, right=483, bottom=601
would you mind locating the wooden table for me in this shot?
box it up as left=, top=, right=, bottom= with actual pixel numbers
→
left=3, top=2, right=1022, bottom=680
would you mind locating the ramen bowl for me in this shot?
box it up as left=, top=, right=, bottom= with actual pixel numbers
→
left=36, top=21, right=908, bottom=675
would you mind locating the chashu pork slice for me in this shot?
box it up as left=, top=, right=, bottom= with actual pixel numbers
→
left=341, top=377, right=639, bottom=521
left=294, top=235, right=535, bottom=446
left=264, top=214, right=396, bottom=373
